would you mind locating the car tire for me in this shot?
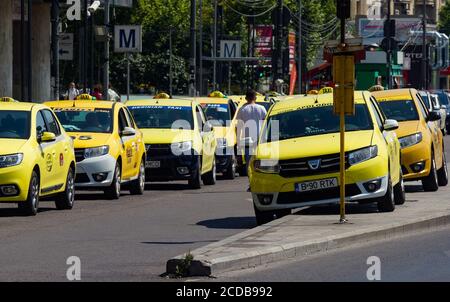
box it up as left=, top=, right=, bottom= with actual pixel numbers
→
left=202, top=159, right=217, bottom=185
left=437, top=148, right=448, bottom=187
left=393, top=169, right=406, bottom=205
left=254, top=204, right=290, bottom=226
left=55, top=167, right=75, bottom=210
left=19, top=170, right=40, bottom=216
left=377, top=176, right=395, bottom=212
left=188, top=159, right=202, bottom=189
left=422, top=156, right=439, bottom=192
left=224, top=155, right=236, bottom=180
left=105, top=162, right=121, bottom=199
left=130, top=159, right=145, bottom=195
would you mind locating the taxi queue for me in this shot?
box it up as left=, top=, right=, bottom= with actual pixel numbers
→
left=0, top=89, right=447, bottom=225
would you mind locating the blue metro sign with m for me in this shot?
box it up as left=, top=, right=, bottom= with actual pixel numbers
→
left=114, top=25, right=142, bottom=53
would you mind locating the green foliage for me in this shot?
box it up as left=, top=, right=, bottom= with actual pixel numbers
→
left=438, top=0, right=450, bottom=36
left=175, top=252, right=194, bottom=278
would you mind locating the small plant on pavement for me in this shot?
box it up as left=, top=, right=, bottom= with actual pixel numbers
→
left=175, top=252, right=194, bottom=278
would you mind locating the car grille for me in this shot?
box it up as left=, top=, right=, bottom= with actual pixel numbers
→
left=277, top=184, right=361, bottom=204
left=75, top=149, right=85, bottom=162
left=145, top=144, right=173, bottom=157
left=279, top=153, right=349, bottom=178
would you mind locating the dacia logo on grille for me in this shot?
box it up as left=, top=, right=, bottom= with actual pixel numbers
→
left=308, top=159, right=321, bottom=170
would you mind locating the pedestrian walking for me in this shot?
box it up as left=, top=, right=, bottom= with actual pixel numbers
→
left=236, top=89, right=267, bottom=189
left=91, top=85, right=103, bottom=100
left=64, top=82, right=80, bottom=100
left=107, top=84, right=121, bottom=102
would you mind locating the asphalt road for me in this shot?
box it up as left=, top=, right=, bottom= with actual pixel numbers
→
left=0, top=136, right=449, bottom=281
left=215, top=226, right=450, bottom=282
left=0, top=177, right=254, bottom=281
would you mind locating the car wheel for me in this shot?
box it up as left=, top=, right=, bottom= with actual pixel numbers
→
left=19, top=170, right=40, bottom=216
left=130, top=159, right=145, bottom=195
left=394, top=169, right=406, bottom=205
left=202, top=159, right=217, bottom=185
left=188, top=158, right=202, bottom=189
left=224, top=155, right=236, bottom=179
left=105, top=163, right=121, bottom=199
left=377, top=175, right=395, bottom=212
left=437, top=148, right=448, bottom=186
left=55, top=167, right=75, bottom=210
left=422, top=156, right=439, bottom=192
left=254, top=204, right=290, bottom=226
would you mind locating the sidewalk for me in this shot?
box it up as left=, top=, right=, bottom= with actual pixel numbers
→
left=166, top=183, right=450, bottom=276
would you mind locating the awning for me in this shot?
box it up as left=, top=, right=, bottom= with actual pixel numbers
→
left=306, top=62, right=331, bottom=79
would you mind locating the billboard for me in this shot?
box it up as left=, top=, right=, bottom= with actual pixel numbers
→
left=358, top=18, right=422, bottom=45
left=253, top=25, right=273, bottom=61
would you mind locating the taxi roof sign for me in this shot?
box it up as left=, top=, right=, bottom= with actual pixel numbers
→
left=154, top=93, right=171, bottom=99
left=208, top=91, right=226, bottom=98
left=75, top=94, right=94, bottom=100
left=0, top=97, right=17, bottom=102
left=318, top=87, right=334, bottom=94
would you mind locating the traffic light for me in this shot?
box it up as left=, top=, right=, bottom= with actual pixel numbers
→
left=333, top=55, right=355, bottom=116
left=336, top=0, right=351, bottom=20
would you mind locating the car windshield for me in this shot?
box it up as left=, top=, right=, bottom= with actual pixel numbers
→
left=53, top=108, right=113, bottom=133
left=201, top=103, right=230, bottom=127
left=0, top=110, right=30, bottom=139
left=433, top=91, right=449, bottom=105
left=264, top=104, right=373, bottom=142
left=378, top=100, right=419, bottom=121
left=127, top=105, right=194, bottom=130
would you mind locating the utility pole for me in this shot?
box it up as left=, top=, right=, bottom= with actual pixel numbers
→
left=422, top=0, right=427, bottom=90
left=27, top=0, right=32, bottom=101
left=199, top=0, right=203, bottom=96
left=169, top=28, right=173, bottom=97
left=83, top=0, right=88, bottom=92
left=386, top=0, right=392, bottom=89
left=297, top=0, right=302, bottom=94
left=103, top=0, right=110, bottom=100
left=213, top=0, right=218, bottom=91
left=51, top=0, right=60, bottom=100
left=190, top=0, right=197, bottom=96
left=277, top=0, right=283, bottom=83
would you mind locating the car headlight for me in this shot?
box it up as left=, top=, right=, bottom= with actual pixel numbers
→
left=398, top=133, right=422, bottom=149
left=348, top=146, right=378, bottom=166
left=84, top=146, right=109, bottom=158
left=253, top=159, right=280, bottom=174
left=0, top=153, right=23, bottom=168
left=171, top=141, right=193, bottom=155
left=217, top=138, right=227, bottom=148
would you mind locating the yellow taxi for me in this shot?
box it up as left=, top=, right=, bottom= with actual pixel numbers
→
left=0, top=102, right=76, bottom=215
left=372, top=89, right=448, bottom=191
left=126, top=99, right=217, bottom=189
left=45, top=100, right=146, bottom=199
left=249, top=91, right=404, bottom=225
left=197, top=96, right=242, bottom=178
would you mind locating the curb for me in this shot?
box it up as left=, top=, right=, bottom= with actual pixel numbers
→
left=166, top=211, right=450, bottom=276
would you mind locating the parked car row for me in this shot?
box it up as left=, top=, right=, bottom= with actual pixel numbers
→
left=249, top=88, right=448, bottom=225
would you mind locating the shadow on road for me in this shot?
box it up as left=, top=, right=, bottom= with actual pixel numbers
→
left=141, top=240, right=217, bottom=245
left=0, top=207, right=54, bottom=217
left=405, top=184, right=423, bottom=193
left=196, top=217, right=256, bottom=229
left=145, top=183, right=191, bottom=191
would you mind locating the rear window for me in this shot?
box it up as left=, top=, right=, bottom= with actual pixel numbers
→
left=378, top=100, right=419, bottom=121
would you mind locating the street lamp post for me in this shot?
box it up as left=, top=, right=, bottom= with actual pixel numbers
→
left=103, top=0, right=110, bottom=99
left=422, top=0, right=427, bottom=90
left=297, top=0, right=302, bottom=94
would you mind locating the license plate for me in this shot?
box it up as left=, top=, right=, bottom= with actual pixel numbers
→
left=146, top=161, right=161, bottom=168
left=295, top=178, right=338, bottom=193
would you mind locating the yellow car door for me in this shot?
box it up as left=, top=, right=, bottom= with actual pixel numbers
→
left=117, top=107, right=137, bottom=180
left=35, top=110, right=59, bottom=193
left=124, top=107, right=142, bottom=176
left=195, top=105, right=215, bottom=174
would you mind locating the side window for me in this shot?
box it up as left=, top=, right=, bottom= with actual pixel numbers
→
left=369, top=99, right=383, bottom=130
left=416, top=95, right=429, bottom=119
left=229, top=101, right=237, bottom=119
left=124, top=108, right=136, bottom=128
left=36, top=111, right=48, bottom=137
left=196, top=106, right=205, bottom=131
left=118, top=109, right=130, bottom=132
left=42, top=110, right=61, bottom=136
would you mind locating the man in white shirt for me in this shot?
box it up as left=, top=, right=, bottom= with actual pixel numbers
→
left=66, top=82, right=80, bottom=100
left=236, top=89, right=267, bottom=178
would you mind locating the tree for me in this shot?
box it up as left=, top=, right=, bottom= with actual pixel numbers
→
left=438, top=0, right=450, bottom=36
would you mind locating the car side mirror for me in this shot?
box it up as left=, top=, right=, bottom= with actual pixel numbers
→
left=427, top=111, right=441, bottom=122
left=121, top=126, right=136, bottom=137
left=40, top=132, right=56, bottom=143
left=204, top=122, right=214, bottom=133
left=383, top=119, right=399, bottom=131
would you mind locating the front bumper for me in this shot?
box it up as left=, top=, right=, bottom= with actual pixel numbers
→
left=145, top=154, right=199, bottom=181
left=75, top=154, right=117, bottom=188
left=0, top=165, right=31, bottom=202
left=400, top=142, right=431, bottom=181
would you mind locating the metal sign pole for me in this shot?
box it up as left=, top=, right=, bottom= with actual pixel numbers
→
left=126, top=53, right=130, bottom=101
left=339, top=16, right=347, bottom=224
